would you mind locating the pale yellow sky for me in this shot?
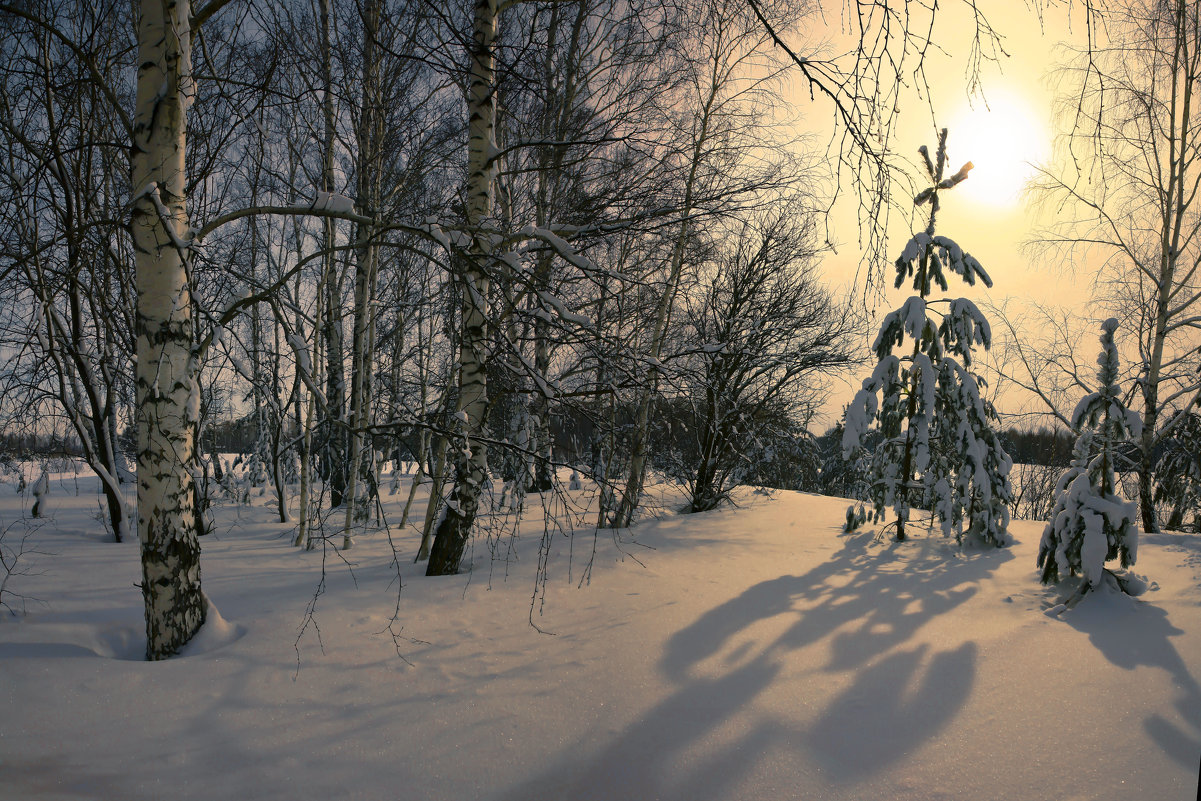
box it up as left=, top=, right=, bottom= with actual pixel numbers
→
left=795, top=0, right=1100, bottom=425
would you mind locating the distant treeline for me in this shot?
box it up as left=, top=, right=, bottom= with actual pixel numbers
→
left=999, top=427, right=1076, bottom=467
left=0, top=431, right=85, bottom=458
left=0, top=421, right=1125, bottom=474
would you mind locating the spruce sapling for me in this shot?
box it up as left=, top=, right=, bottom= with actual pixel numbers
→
left=1038, top=318, right=1143, bottom=603
left=843, top=128, right=1013, bottom=546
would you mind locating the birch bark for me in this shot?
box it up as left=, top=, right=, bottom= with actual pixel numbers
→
left=426, top=0, right=497, bottom=575
left=130, top=0, right=205, bottom=660
left=317, top=0, right=347, bottom=510
left=341, top=0, right=385, bottom=550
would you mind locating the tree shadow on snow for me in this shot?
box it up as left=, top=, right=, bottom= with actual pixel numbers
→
left=496, top=653, right=783, bottom=801
left=496, top=526, right=1008, bottom=799
left=1061, top=590, right=1201, bottom=770
left=804, top=641, right=976, bottom=780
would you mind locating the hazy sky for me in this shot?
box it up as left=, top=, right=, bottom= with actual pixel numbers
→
left=796, top=0, right=1100, bottom=424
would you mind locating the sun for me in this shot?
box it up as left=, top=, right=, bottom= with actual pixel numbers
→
left=944, top=89, right=1048, bottom=209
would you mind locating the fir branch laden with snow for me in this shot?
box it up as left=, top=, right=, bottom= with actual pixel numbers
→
left=1038, top=318, right=1142, bottom=599
left=843, top=129, right=1012, bottom=546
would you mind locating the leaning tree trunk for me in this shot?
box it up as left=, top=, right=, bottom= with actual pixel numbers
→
left=609, top=77, right=716, bottom=528
left=130, top=0, right=205, bottom=660
left=426, top=0, right=498, bottom=576
left=417, top=427, right=450, bottom=562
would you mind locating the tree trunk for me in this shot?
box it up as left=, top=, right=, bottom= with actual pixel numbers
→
left=609, top=71, right=719, bottom=528
left=294, top=326, right=318, bottom=548
left=416, top=429, right=449, bottom=562
left=131, top=0, right=205, bottom=661
left=525, top=3, right=588, bottom=495
left=1139, top=0, right=1192, bottom=534
left=315, top=0, right=346, bottom=509
left=528, top=262, right=554, bottom=494
left=341, top=0, right=385, bottom=550
left=398, top=434, right=426, bottom=527
left=1138, top=439, right=1158, bottom=533
left=295, top=310, right=318, bottom=542
left=427, top=0, right=498, bottom=576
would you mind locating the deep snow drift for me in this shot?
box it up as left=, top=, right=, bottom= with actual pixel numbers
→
left=1, top=470, right=1198, bottom=801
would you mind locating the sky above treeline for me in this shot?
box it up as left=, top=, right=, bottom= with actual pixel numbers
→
left=791, top=0, right=1102, bottom=424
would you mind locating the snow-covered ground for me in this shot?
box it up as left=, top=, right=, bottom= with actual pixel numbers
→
left=1, top=470, right=1198, bottom=801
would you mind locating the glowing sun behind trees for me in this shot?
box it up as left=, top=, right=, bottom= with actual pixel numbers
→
left=946, top=89, right=1048, bottom=209
left=842, top=129, right=1013, bottom=546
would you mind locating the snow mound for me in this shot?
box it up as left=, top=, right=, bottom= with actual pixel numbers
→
left=177, top=596, right=246, bottom=657
left=89, top=622, right=145, bottom=660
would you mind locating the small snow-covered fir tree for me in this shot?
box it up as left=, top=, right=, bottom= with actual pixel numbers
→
left=1038, top=318, right=1142, bottom=599
left=843, top=129, right=1013, bottom=546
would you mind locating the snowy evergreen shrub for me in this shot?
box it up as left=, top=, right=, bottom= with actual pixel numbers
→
left=843, top=503, right=867, bottom=533
left=819, top=411, right=869, bottom=502
left=842, top=129, right=1013, bottom=546
left=1153, top=411, right=1201, bottom=532
left=1038, top=318, right=1142, bottom=596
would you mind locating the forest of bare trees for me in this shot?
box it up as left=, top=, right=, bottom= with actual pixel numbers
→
left=0, top=0, right=873, bottom=657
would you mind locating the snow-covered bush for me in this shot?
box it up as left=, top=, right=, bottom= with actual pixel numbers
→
left=842, top=129, right=1012, bottom=546
left=30, top=470, right=49, bottom=518
left=1038, top=318, right=1142, bottom=596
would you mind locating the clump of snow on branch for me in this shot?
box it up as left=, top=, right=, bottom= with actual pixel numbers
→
left=310, top=190, right=356, bottom=214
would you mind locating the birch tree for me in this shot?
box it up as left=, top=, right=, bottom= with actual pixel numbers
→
left=339, top=0, right=386, bottom=549
left=425, top=0, right=499, bottom=575
left=493, top=0, right=680, bottom=499
left=130, top=0, right=209, bottom=660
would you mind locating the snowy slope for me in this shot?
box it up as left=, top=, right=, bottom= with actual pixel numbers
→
left=0, top=473, right=1198, bottom=801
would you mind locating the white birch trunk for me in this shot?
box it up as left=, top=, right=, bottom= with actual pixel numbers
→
left=295, top=0, right=338, bottom=549
left=131, top=0, right=205, bottom=660
left=318, top=0, right=346, bottom=510
left=610, top=115, right=711, bottom=528
left=426, top=0, right=497, bottom=575
left=341, top=0, right=385, bottom=549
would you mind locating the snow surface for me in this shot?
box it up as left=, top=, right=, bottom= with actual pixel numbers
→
left=1, top=470, right=1200, bottom=801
